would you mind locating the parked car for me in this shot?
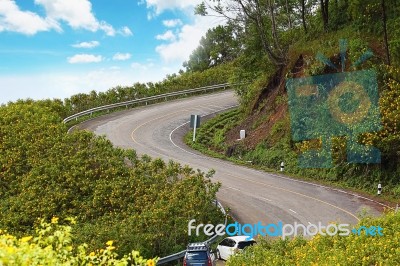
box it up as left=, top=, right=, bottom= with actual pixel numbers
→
left=183, top=242, right=216, bottom=266
left=216, top=236, right=256, bottom=261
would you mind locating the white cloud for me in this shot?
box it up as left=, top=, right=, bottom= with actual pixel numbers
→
left=155, top=16, right=220, bottom=63
left=144, top=0, right=201, bottom=15
left=113, top=53, right=132, bottom=61
left=131, top=62, right=155, bottom=70
left=118, top=26, right=133, bottom=36
left=98, top=21, right=116, bottom=36
left=72, top=41, right=100, bottom=49
left=0, top=0, right=117, bottom=36
left=143, top=0, right=224, bottom=63
left=35, top=0, right=116, bottom=36
left=0, top=0, right=61, bottom=35
left=163, top=19, right=182, bottom=27
left=67, top=54, right=103, bottom=64
left=155, top=30, right=176, bottom=41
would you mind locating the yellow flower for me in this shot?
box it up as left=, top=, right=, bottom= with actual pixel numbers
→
left=6, top=247, right=15, bottom=254
left=147, top=259, right=155, bottom=266
left=5, top=234, right=14, bottom=240
left=51, top=217, right=59, bottom=224
left=106, top=240, right=113, bottom=246
left=20, top=236, right=33, bottom=243
left=89, top=251, right=95, bottom=256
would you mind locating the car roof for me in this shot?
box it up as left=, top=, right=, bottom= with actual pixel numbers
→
left=225, top=236, right=255, bottom=242
left=187, top=242, right=209, bottom=251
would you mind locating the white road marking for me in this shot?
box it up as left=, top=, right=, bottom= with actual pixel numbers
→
left=289, top=209, right=297, bottom=214
left=258, top=197, right=272, bottom=202
left=168, top=105, right=239, bottom=157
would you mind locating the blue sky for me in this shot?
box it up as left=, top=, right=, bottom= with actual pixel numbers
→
left=0, top=0, right=223, bottom=104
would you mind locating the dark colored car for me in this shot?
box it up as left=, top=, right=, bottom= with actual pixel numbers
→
left=183, top=242, right=216, bottom=266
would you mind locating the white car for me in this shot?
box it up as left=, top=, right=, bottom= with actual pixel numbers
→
left=216, top=236, right=256, bottom=261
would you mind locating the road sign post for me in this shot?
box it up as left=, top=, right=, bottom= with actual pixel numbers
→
left=190, top=115, right=201, bottom=142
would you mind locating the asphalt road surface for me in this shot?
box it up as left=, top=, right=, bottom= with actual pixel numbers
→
left=78, top=90, right=387, bottom=228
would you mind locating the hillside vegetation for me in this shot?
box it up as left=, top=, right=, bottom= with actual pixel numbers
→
left=0, top=219, right=158, bottom=265
left=188, top=0, right=400, bottom=198
left=0, top=99, right=224, bottom=259
left=227, top=210, right=400, bottom=265
left=62, top=63, right=233, bottom=117
left=185, top=0, right=400, bottom=264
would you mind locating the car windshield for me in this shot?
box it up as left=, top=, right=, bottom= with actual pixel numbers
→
left=186, top=251, right=208, bottom=260
left=237, top=240, right=256, bottom=249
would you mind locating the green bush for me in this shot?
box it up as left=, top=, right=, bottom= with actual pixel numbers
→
left=0, top=218, right=158, bottom=266
left=64, top=63, right=234, bottom=116
left=227, top=211, right=400, bottom=266
left=0, top=101, right=223, bottom=258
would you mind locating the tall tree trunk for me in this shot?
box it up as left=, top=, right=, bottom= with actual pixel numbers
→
left=300, top=0, right=307, bottom=33
left=237, top=0, right=283, bottom=65
left=285, top=0, right=293, bottom=29
left=215, top=0, right=286, bottom=65
left=256, top=13, right=283, bottom=64
left=320, top=0, right=329, bottom=31
left=267, top=0, right=281, bottom=53
left=381, top=0, right=391, bottom=65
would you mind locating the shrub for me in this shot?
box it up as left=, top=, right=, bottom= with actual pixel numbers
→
left=0, top=218, right=158, bottom=265
left=227, top=211, right=400, bottom=265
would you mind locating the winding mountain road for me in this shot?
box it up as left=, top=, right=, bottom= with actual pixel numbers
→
left=78, top=90, right=386, bottom=227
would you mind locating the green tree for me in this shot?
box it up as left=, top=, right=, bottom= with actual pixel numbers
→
left=197, top=0, right=287, bottom=65
left=183, top=25, right=241, bottom=72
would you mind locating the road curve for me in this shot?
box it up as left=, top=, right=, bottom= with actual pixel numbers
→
left=78, top=90, right=386, bottom=226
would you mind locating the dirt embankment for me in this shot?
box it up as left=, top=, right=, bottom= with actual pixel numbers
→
left=225, top=55, right=307, bottom=150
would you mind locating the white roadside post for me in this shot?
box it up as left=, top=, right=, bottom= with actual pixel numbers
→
left=190, top=115, right=200, bottom=142
left=193, top=115, right=197, bottom=142
left=240, top=130, right=246, bottom=140
left=280, top=161, right=284, bottom=172
left=377, top=183, right=382, bottom=195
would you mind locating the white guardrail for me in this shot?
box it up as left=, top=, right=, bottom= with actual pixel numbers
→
left=157, top=200, right=228, bottom=265
left=63, top=83, right=232, bottom=123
